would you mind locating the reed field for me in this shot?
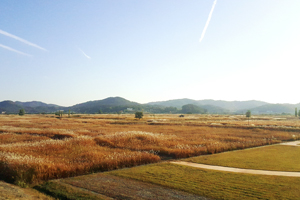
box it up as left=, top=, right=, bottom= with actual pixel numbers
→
left=0, top=113, right=299, bottom=185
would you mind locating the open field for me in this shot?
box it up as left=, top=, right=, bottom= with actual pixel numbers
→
left=108, top=163, right=300, bottom=200
left=0, top=113, right=300, bottom=186
left=37, top=173, right=207, bottom=200
left=185, top=145, right=300, bottom=171
left=40, top=161, right=300, bottom=200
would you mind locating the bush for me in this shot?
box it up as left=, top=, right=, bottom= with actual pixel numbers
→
left=19, top=109, right=25, bottom=116
left=135, top=112, right=143, bottom=119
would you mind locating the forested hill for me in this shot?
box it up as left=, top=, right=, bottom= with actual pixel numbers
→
left=147, top=99, right=268, bottom=112
left=69, top=97, right=141, bottom=113
left=0, top=97, right=299, bottom=114
left=0, top=100, right=62, bottom=114
left=238, top=103, right=300, bottom=115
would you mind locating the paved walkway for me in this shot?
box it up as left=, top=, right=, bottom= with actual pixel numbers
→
left=171, top=140, right=300, bottom=177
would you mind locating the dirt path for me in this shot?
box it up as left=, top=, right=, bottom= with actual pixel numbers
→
left=170, top=161, right=300, bottom=177
left=171, top=140, right=300, bottom=177
left=279, top=140, right=300, bottom=146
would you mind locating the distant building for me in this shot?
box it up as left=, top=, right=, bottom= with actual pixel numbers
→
left=1, top=111, right=6, bottom=114
left=127, top=108, right=133, bottom=111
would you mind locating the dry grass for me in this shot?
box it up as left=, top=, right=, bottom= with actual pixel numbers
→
left=0, top=114, right=299, bottom=184
left=0, top=181, right=54, bottom=200
left=0, top=132, right=49, bottom=144
left=94, top=128, right=291, bottom=158
left=0, top=136, right=159, bottom=184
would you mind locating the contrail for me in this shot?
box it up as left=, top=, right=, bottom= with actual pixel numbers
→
left=199, top=0, right=217, bottom=43
left=0, top=29, right=47, bottom=51
left=78, top=48, right=91, bottom=59
left=0, top=44, right=32, bottom=56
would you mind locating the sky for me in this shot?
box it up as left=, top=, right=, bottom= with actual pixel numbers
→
left=1, top=0, right=300, bottom=106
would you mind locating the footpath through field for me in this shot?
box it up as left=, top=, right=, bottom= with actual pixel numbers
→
left=279, top=140, right=300, bottom=146
left=171, top=140, right=300, bottom=177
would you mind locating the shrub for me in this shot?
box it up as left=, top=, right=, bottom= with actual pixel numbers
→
left=19, top=109, right=25, bottom=116
left=135, top=112, right=143, bottom=119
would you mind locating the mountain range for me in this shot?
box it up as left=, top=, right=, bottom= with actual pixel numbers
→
left=0, top=97, right=299, bottom=115
left=147, top=99, right=267, bottom=112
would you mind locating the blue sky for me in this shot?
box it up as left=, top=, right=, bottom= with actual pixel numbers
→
left=1, top=0, right=299, bottom=106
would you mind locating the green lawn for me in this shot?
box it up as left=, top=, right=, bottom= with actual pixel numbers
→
left=185, top=145, right=300, bottom=171
left=109, top=163, right=300, bottom=200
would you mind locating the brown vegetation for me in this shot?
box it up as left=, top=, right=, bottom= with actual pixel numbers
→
left=0, top=114, right=299, bottom=185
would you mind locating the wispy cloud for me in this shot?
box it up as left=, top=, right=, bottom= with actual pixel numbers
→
left=78, top=47, right=91, bottom=59
left=199, top=0, right=217, bottom=43
left=0, top=29, right=47, bottom=51
left=0, top=44, right=32, bottom=56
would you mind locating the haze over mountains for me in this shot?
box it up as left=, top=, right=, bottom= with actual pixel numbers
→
left=147, top=99, right=267, bottom=112
left=0, top=97, right=299, bottom=115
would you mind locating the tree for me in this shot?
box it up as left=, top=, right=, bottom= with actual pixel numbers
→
left=55, top=110, right=63, bottom=118
left=19, top=109, right=25, bottom=116
left=135, top=111, right=143, bottom=120
left=296, top=108, right=298, bottom=117
left=298, top=110, right=300, bottom=118
left=164, top=106, right=178, bottom=113
left=246, top=110, right=251, bottom=118
left=59, top=110, right=63, bottom=118
left=246, top=110, right=251, bottom=125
